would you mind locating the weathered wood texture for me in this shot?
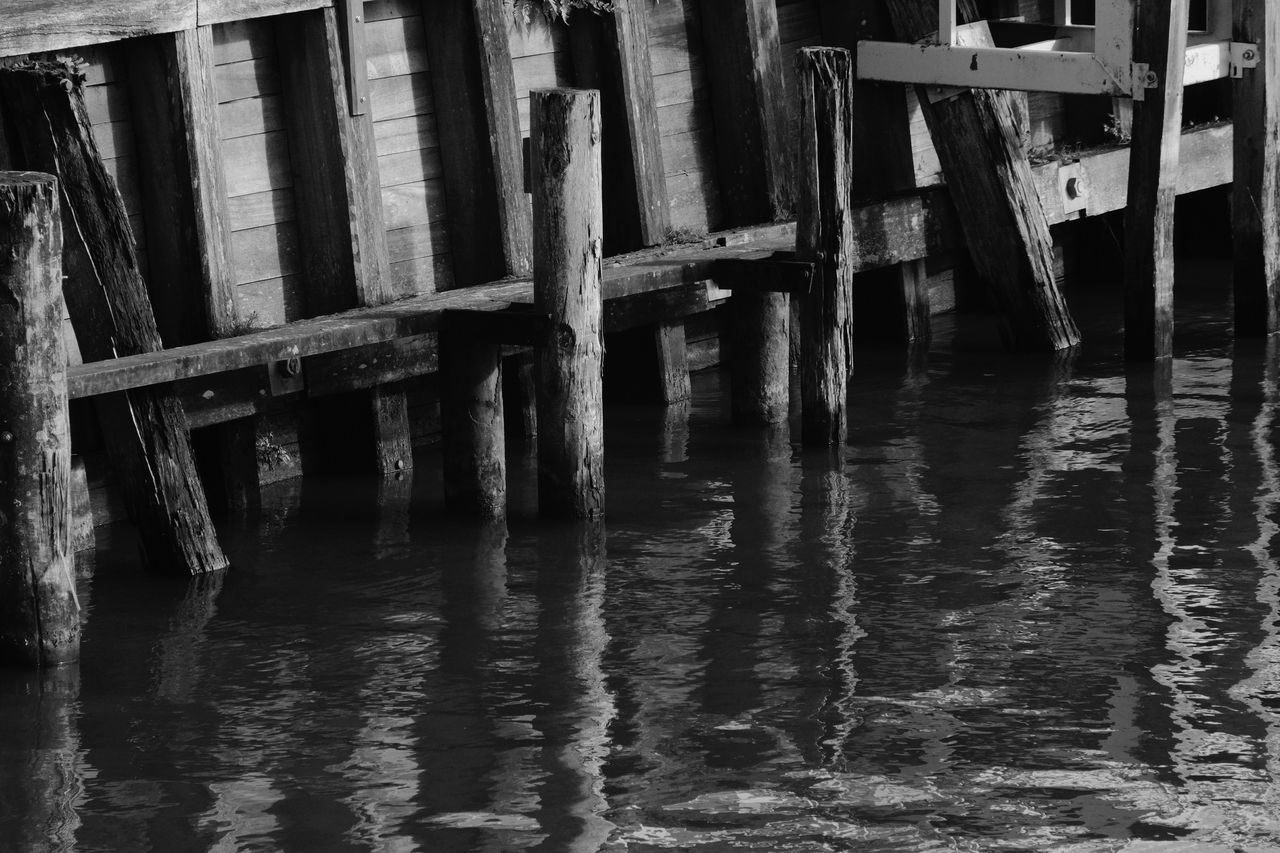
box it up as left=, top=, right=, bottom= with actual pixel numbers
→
left=698, top=0, right=793, bottom=224
left=125, top=27, right=238, bottom=346
left=0, top=1, right=196, bottom=58
left=882, top=0, right=1080, bottom=352
left=127, top=27, right=273, bottom=509
left=1232, top=0, right=1280, bottom=336
left=277, top=7, right=389, bottom=313
left=198, top=0, right=330, bottom=27
left=816, top=0, right=916, bottom=199
left=0, top=63, right=227, bottom=575
left=570, top=0, right=670, bottom=252
left=796, top=48, right=855, bottom=447
left=731, top=290, right=790, bottom=424
left=423, top=0, right=532, bottom=285
left=533, top=88, right=605, bottom=520
left=440, top=327, right=506, bottom=516
left=213, top=17, right=306, bottom=327
left=62, top=121, right=1232, bottom=403
left=1124, top=0, right=1190, bottom=360
left=654, top=321, right=691, bottom=403
left=645, top=0, right=723, bottom=235
left=365, top=0, right=454, bottom=295
left=0, top=173, right=79, bottom=667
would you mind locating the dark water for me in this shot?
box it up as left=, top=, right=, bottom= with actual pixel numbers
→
left=6, top=265, right=1280, bottom=852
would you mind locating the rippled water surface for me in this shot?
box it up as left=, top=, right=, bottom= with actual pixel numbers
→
left=5, top=267, right=1280, bottom=851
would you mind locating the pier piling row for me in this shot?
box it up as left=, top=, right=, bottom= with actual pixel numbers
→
left=0, top=0, right=1275, bottom=663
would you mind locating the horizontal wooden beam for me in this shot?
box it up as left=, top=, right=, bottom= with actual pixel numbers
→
left=0, top=0, right=338, bottom=58
left=67, top=122, right=1233, bottom=400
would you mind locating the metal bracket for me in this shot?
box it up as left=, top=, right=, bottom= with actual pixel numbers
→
left=338, top=0, right=368, bottom=116
left=1131, top=62, right=1155, bottom=101
left=1056, top=161, right=1087, bottom=218
left=269, top=356, right=305, bottom=396
left=1231, top=42, right=1260, bottom=78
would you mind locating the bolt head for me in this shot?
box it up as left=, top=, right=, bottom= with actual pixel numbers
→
left=0, top=431, right=13, bottom=443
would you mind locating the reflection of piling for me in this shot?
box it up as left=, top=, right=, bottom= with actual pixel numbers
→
left=532, top=88, right=605, bottom=520
left=0, top=173, right=80, bottom=667
left=795, top=48, right=855, bottom=447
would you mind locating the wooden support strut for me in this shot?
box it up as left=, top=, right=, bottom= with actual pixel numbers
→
left=277, top=7, right=411, bottom=475
left=1124, top=0, right=1191, bottom=360
left=698, top=0, right=794, bottom=225
left=440, top=325, right=507, bottom=517
left=0, top=62, right=228, bottom=576
left=569, top=0, right=670, bottom=253
left=532, top=88, right=605, bottom=520
left=881, top=0, right=1080, bottom=352
left=796, top=47, right=856, bottom=447
left=1232, top=0, right=1280, bottom=337
left=0, top=172, right=80, bottom=666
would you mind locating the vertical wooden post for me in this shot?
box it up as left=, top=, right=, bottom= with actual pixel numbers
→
left=532, top=88, right=605, bottom=520
left=796, top=48, right=855, bottom=447
left=1124, top=0, right=1190, bottom=360
left=441, top=329, right=506, bottom=517
left=126, top=27, right=277, bottom=511
left=422, top=0, right=532, bottom=283
left=0, top=173, right=80, bottom=666
left=654, top=321, right=691, bottom=404
left=1232, top=0, right=1280, bottom=336
left=881, top=0, right=1080, bottom=352
left=698, top=0, right=793, bottom=224
left=0, top=62, right=228, bottom=576
left=819, top=0, right=930, bottom=345
left=730, top=290, right=790, bottom=424
left=503, top=351, right=539, bottom=445
left=277, top=8, right=411, bottom=474
left=569, top=0, right=670, bottom=252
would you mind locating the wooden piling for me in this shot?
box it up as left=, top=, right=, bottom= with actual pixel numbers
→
left=0, top=62, right=228, bottom=575
left=532, top=88, right=605, bottom=520
left=731, top=291, right=790, bottom=425
left=1232, top=0, right=1280, bottom=336
left=441, top=329, right=506, bottom=517
left=1124, top=0, right=1190, bottom=360
left=796, top=48, right=855, bottom=447
left=0, top=172, right=80, bottom=666
left=654, top=321, right=692, bottom=405
left=881, top=0, right=1079, bottom=352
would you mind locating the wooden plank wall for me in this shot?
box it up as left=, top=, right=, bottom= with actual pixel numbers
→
left=646, top=0, right=722, bottom=236
left=509, top=16, right=574, bottom=137
left=212, top=19, right=301, bottom=327
left=365, top=0, right=453, bottom=296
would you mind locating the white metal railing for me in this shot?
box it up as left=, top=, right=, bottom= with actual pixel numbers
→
left=858, top=0, right=1254, bottom=99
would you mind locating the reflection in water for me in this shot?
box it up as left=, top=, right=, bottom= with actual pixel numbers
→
left=10, top=273, right=1280, bottom=850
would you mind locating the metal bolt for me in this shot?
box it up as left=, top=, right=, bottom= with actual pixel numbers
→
left=1244, top=49, right=1257, bottom=62
left=1143, top=71, right=1159, bottom=88
left=1065, top=177, right=1084, bottom=200
left=283, top=356, right=302, bottom=377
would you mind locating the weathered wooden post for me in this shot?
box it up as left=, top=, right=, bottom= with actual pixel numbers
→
left=1124, top=0, right=1190, bottom=360
left=731, top=291, right=790, bottom=425
left=0, top=173, right=80, bottom=666
left=440, top=328, right=507, bottom=517
left=796, top=48, right=855, bottom=447
left=532, top=88, right=605, bottom=520
left=0, top=61, right=228, bottom=575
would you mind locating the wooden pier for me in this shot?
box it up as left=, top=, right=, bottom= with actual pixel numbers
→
left=0, top=0, right=1266, bottom=665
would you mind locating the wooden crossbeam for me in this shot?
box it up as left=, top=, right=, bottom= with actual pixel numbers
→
left=65, top=123, right=1233, bottom=402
